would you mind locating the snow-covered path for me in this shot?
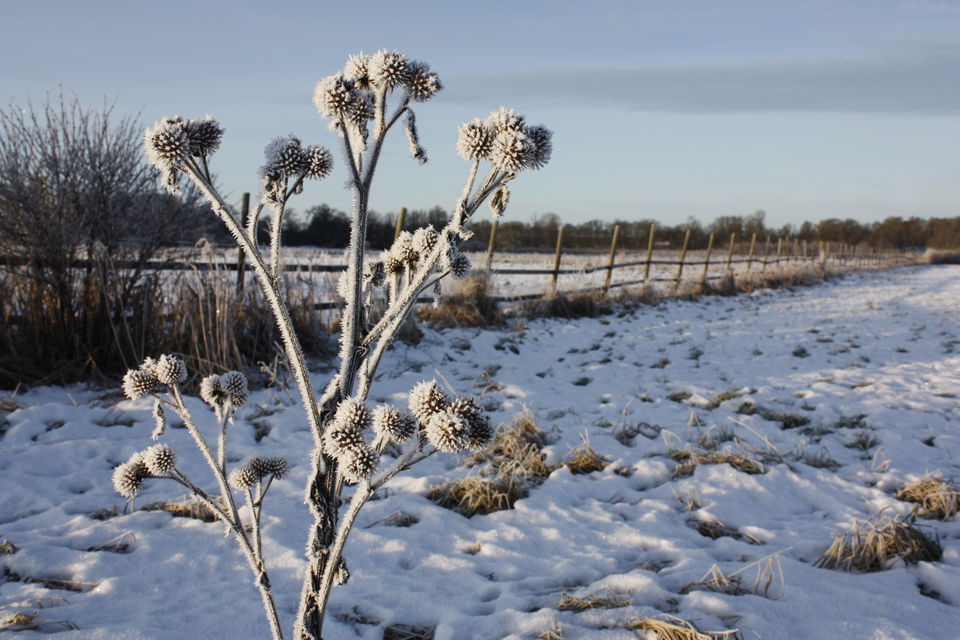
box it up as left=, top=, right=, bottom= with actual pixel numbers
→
left=2, top=265, right=959, bottom=639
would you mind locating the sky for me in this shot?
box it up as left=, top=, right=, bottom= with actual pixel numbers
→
left=2, top=0, right=958, bottom=229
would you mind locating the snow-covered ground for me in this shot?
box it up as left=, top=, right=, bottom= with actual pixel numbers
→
left=2, top=265, right=959, bottom=639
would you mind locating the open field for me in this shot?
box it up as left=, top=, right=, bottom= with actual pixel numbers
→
left=1, top=265, right=959, bottom=639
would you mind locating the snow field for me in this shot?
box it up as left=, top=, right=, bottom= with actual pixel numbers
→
left=1, top=265, right=959, bottom=639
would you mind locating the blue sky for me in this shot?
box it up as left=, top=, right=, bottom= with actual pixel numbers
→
left=3, top=0, right=958, bottom=228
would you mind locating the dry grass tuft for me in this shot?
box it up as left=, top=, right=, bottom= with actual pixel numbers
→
left=897, top=474, right=960, bottom=520
left=417, top=274, right=502, bottom=327
left=518, top=291, right=607, bottom=320
left=141, top=499, right=224, bottom=523
left=535, top=616, right=566, bottom=640
left=923, top=249, right=960, bottom=265
left=814, top=512, right=942, bottom=572
left=84, top=531, right=136, bottom=554
left=625, top=614, right=743, bottom=639
left=0, top=539, right=19, bottom=555
left=671, top=450, right=764, bottom=477
left=563, top=436, right=609, bottom=474
left=383, top=623, right=435, bottom=640
left=0, top=610, right=78, bottom=633
left=427, top=476, right=526, bottom=517
left=465, top=409, right=553, bottom=479
left=557, top=588, right=631, bottom=611
left=682, top=553, right=785, bottom=599
left=363, top=510, right=420, bottom=528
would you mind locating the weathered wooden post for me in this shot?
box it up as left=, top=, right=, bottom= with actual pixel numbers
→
left=761, top=235, right=772, bottom=271
left=485, top=219, right=498, bottom=270
left=700, top=233, right=715, bottom=284
left=775, top=237, right=783, bottom=270
left=393, top=206, right=407, bottom=241
left=674, top=228, right=692, bottom=290
left=643, top=223, right=656, bottom=284
left=550, top=225, right=565, bottom=295
left=746, top=233, right=757, bottom=272
left=236, top=192, right=250, bottom=294
left=725, top=232, right=736, bottom=272
left=603, top=224, right=621, bottom=295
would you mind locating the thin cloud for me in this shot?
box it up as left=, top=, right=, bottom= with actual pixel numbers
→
left=441, top=47, right=960, bottom=114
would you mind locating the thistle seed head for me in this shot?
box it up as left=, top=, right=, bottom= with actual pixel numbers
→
left=262, top=135, right=308, bottom=178
left=340, top=444, right=379, bottom=484
left=313, top=73, right=359, bottom=120
left=323, top=423, right=366, bottom=460
left=456, top=119, right=494, bottom=161
left=218, top=371, right=249, bottom=406
left=392, top=231, right=419, bottom=265
left=122, top=368, right=160, bottom=401
left=489, top=185, right=510, bottom=219
left=485, top=107, right=525, bottom=135
left=249, top=456, right=271, bottom=479
left=425, top=410, right=470, bottom=453
left=144, top=115, right=189, bottom=169
left=344, top=53, right=373, bottom=91
left=186, top=116, right=224, bottom=157
left=408, top=380, right=448, bottom=422
left=404, top=60, right=442, bottom=102
left=413, top=226, right=439, bottom=257
left=523, top=124, right=553, bottom=170
left=372, top=405, right=418, bottom=443
left=334, top=397, right=371, bottom=430
left=446, top=248, right=471, bottom=279
left=154, top=354, right=187, bottom=386
left=382, top=250, right=404, bottom=275
left=304, top=144, right=333, bottom=180
left=143, top=443, right=176, bottom=475
left=112, top=456, right=149, bottom=498
left=369, top=49, right=409, bottom=89
left=263, top=456, right=288, bottom=479
left=229, top=464, right=259, bottom=490
left=490, top=128, right=531, bottom=174
left=199, top=374, right=227, bottom=407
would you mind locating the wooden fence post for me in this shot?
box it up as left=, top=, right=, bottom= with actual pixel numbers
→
left=643, top=223, right=656, bottom=284
left=603, top=223, right=621, bottom=295
left=393, top=207, right=407, bottom=241
left=725, top=232, right=736, bottom=272
left=793, top=238, right=800, bottom=263
left=236, top=192, right=250, bottom=294
left=550, top=225, right=565, bottom=295
left=700, top=232, right=715, bottom=284
left=746, top=233, right=757, bottom=272
left=485, top=219, right=498, bottom=270
left=761, top=235, right=772, bottom=270
left=674, top=228, right=692, bottom=289
left=775, top=237, right=783, bottom=269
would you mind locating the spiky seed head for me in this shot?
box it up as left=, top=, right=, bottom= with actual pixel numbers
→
left=186, top=116, right=223, bottom=157
left=405, top=60, right=442, bottom=102
left=263, top=135, right=308, bottom=178
left=314, top=73, right=359, bottom=119
left=490, top=185, right=510, bottom=219
left=323, top=423, right=366, bottom=460
left=122, top=368, right=159, bottom=401
left=334, top=398, right=371, bottom=430
left=393, top=232, right=419, bottom=266
left=369, top=49, right=409, bottom=89
left=382, top=249, right=404, bottom=275
left=229, top=464, right=259, bottom=490
left=372, top=405, right=418, bottom=443
left=151, top=400, right=166, bottom=440
left=143, top=444, right=176, bottom=475
left=219, top=371, right=249, bottom=406
left=523, top=124, right=552, bottom=170
left=112, top=456, right=149, bottom=498
left=344, top=53, right=373, bottom=91
left=425, top=410, right=470, bottom=453
left=264, top=456, right=288, bottom=479
left=304, top=145, right=333, bottom=180
left=154, top=354, right=187, bottom=386
left=340, top=444, right=379, bottom=484
left=485, top=107, right=525, bottom=135
left=467, top=413, right=494, bottom=449
left=347, top=91, right=375, bottom=127
left=447, top=249, right=471, bottom=279
left=200, top=374, right=226, bottom=407
left=456, top=119, right=494, bottom=161
left=364, top=261, right=386, bottom=288
left=144, top=115, right=189, bottom=168
left=249, top=456, right=271, bottom=479
left=408, top=380, right=448, bottom=422
left=491, top=128, right=531, bottom=174
left=449, top=396, right=481, bottom=420
left=413, top=226, right=439, bottom=257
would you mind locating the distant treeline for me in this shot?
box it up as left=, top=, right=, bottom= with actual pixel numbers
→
left=275, top=205, right=960, bottom=251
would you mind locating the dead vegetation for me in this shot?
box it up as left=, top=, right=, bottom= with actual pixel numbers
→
left=556, top=588, right=631, bottom=611
left=383, top=623, right=435, bottom=640
left=141, top=498, right=224, bottom=523
left=417, top=274, right=503, bottom=327
left=670, top=450, right=765, bottom=478
left=562, top=436, right=609, bottom=474
left=624, top=614, right=744, bottom=639
left=689, top=518, right=763, bottom=545
left=427, top=476, right=526, bottom=517
left=814, top=512, right=942, bottom=572
left=897, top=474, right=960, bottom=520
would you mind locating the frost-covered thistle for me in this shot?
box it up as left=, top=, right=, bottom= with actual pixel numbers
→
left=134, top=50, right=551, bottom=640
left=112, top=454, right=149, bottom=499
left=143, top=443, right=176, bottom=475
